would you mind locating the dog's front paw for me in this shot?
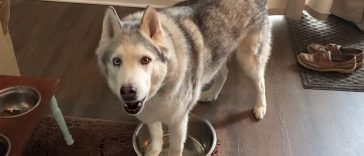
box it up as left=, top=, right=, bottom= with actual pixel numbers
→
left=145, top=147, right=161, bottom=156
left=145, top=144, right=162, bottom=156
left=199, top=91, right=217, bottom=102
left=168, top=149, right=183, bottom=156
left=254, top=105, right=266, bottom=119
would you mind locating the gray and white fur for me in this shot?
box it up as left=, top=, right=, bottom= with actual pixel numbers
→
left=96, top=0, right=271, bottom=155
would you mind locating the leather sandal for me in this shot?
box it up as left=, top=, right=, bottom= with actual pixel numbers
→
left=307, top=43, right=364, bottom=67
left=297, top=51, right=357, bottom=73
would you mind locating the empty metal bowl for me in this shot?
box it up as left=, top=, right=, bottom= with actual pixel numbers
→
left=133, top=115, right=217, bottom=156
left=0, top=133, right=10, bottom=156
left=0, top=86, right=41, bottom=118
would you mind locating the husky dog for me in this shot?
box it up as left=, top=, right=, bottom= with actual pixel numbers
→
left=96, top=0, right=271, bottom=155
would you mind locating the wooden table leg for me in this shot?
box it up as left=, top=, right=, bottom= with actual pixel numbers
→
left=49, top=96, right=74, bottom=145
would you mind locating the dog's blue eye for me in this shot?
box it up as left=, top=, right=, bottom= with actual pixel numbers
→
left=112, top=58, right=122, bottom=67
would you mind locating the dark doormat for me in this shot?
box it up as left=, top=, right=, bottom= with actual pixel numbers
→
left=288, top=12, right=364, bottom=92
left=23, top=117, right=221, bottom=156
left=23, top=117, right=138, bottom=156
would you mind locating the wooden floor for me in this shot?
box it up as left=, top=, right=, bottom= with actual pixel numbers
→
left=9, top=1, right=364, bottom=156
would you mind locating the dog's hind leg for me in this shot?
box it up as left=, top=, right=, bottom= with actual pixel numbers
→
left=235, top=26, right=271, bottom=119
left=145, top=121, right=163, bottom=156
left=199, top=63, right=229, bottom=102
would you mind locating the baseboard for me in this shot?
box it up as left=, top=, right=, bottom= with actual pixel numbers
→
left=40, top=0, right=185, bottom=8
left=268, top=8, right=286, bottom=16
left=304, top=5, right=329, bottom=21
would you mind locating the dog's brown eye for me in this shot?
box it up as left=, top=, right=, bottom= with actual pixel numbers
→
left=112, top=57, right=122, bottom=67
left=140, top=56, right=151, bottom=65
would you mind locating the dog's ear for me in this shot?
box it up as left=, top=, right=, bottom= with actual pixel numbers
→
left=140, top=6, right=169, bottom=61
left=140, top=6, right=163, bottom=42
left=101, top=6, right=122, bottom=43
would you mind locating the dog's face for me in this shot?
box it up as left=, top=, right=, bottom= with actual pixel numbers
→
left=96, top=7, right=169, bottom=115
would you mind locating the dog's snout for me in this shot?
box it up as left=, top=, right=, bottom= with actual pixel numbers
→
left=120, top=85, right=137, bottom=101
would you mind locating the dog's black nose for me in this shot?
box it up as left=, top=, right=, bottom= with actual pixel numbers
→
left=120, top=85, right=137, bottom=101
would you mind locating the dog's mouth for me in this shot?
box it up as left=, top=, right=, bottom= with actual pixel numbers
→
left=123, top=97, right=146, bottom=115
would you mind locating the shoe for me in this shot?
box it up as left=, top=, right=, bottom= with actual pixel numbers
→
left=297, top=51, right=357, bottom=73
left=307, top=43, right=364, bottom=67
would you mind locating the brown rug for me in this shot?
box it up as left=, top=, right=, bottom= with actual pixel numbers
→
left=23, top=117, right=220, bottom=156
left=23, top=117, right=138, bottom=156
left=288, top=12, right=364, bottom=92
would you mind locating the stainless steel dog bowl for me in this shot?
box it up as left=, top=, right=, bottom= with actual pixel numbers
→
left=133, top=115, right=217, bottom=156
left=0, top=133, right=10, bottom=156
left=0, top=86, right=41, bottom=118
